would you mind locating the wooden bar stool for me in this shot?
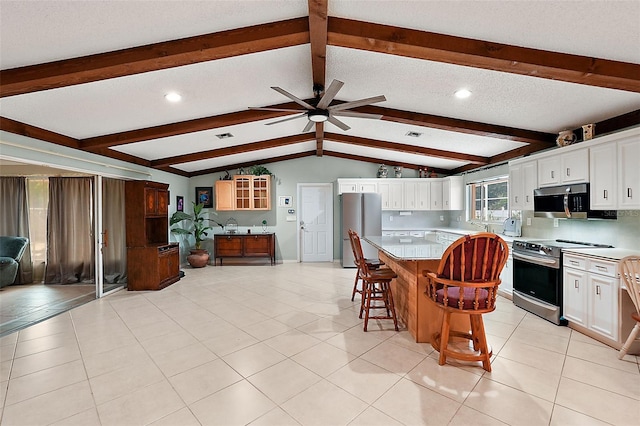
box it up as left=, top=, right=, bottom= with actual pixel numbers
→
left=349, top=230, right=399, bottom=332
left=618, top=255, right=640, bottom=359
left=423, top=233, right=508, bottom=371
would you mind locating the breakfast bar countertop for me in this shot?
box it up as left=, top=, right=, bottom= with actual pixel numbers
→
left=364, top=235, right=449, bottom=261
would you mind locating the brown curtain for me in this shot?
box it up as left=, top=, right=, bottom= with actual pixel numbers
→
left=102, top=178, right=127, bottom=283
left=0, top=177, right=34, bottom=283
left=45, top=177, right=94, bottom=284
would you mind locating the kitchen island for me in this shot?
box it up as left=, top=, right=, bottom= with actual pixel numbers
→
left=364, top=235, right=470, bottom=343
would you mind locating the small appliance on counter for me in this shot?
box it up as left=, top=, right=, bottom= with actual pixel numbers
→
left=503, top=217, right=522, bottom=237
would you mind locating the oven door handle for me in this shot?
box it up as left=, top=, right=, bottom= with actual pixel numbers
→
left=513, top=252, right=559, bottom=266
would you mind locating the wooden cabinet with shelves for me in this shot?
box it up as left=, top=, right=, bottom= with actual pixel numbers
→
left=214, top=233, right=275, bottom=265
left=125, top=180, right=180, bottom=291
left=214, top=175, right=271, bottom=211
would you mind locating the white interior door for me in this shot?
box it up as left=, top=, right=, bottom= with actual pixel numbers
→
left=298, top=183, right=333, bottom=262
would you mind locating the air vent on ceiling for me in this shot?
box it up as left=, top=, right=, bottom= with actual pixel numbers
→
left=405, top=131, right=422, bottom=138
left=215, top=133, right=234, bottom=139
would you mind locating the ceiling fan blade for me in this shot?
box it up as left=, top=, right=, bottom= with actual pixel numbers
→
left=331, top=111, right=383, bottom=120
left=316, top=79, right=344, bottom=110
left=265, top=113, right=307, bottom=126
left=271, top=86, right=315, bottom=109
left=327, top=116, right=351, bottom=131
left=302, top=120, right=315, bottom=132
left=328, top=95, right=387, bottom=112
left=249, top=107, right=306, bottom=112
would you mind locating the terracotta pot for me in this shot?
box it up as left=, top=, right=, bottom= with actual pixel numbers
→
left=187, top=249, right=209, bottom=268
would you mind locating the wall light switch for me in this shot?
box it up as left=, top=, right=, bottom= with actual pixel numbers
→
left=526, top=218, right=532, bottom=226
left=553, top=218, right=559, bottom=228
left=439, top=215, right=444, bottom=221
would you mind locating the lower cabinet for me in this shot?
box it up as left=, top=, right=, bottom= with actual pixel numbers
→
left=127, top=244, right=180, bottom=291
left=563, top=253, right=626, bottom=345
left=214, top=233, right=275, bottom=265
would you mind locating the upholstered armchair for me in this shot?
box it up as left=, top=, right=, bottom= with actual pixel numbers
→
left=0, top=236, right=29, bottom=288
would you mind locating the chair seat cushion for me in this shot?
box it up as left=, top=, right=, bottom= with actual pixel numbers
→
left=435, top=286, right=489, bottom=309
left=367, top=268, right=397, bottom=280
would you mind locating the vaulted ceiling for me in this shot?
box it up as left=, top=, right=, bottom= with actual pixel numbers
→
left=1, top=0, right=639, bottom=177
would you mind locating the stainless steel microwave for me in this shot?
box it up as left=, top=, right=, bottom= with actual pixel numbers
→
left=533, top=183, right=617, bottom=219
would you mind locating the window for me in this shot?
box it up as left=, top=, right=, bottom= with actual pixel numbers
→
left=468, top=177, right=509, bottom=223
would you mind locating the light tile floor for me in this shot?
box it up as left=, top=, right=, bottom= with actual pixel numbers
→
left=0, top=262, right=638, bottom=426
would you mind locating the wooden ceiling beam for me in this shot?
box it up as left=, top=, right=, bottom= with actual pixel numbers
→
left=353, top=105, right=556, bottom=148
left=80, top=102, right=301, bottom=149
left=325, top=132, right=488, bottom=165
left=328, top=17, right=640, bottom=93
left=0, top=116, right=79, bottom=148
left=151, top=134, right=314, bottom=168
left=324, top=151, right=450, bottom=175
left=0, top=18, right=310, bottom=98
left=308, top=0, right=328, bottom=89
left=188, top=151, right=316, bottom=177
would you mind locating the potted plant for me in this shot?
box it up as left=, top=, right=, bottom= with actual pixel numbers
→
left=170, top=202, right=222, bottom=267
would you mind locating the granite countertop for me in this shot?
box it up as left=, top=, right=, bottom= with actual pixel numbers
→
left=364, top=235, right=450, bottom=260
left=563, top=247, right=640, bottom=261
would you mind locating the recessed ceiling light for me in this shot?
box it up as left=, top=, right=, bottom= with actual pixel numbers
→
left=454, top=88, right=472, bottom=99
left=164, top=92, right=182, bottom=102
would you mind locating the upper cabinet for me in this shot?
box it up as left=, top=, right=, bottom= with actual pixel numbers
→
left=337, top=179, right=378, bottom=194
left=214, top=175, right=271, bottom=211
left=378, top=180, right=404, bottom=210
left=442, top=176, right=464, bottom=210
left=537, top=147, right=589, bottom=187
left=429, top=180, right=443, bottom=210
left=618, top=137, right=640, bottom=209
left=509, top=160, right=537, bottom=210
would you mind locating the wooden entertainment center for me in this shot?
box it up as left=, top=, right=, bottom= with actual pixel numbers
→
left=125, top=180, right=180, bottom=290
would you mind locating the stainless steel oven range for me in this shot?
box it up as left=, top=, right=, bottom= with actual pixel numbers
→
left=512, top=239, right=612, bottom=325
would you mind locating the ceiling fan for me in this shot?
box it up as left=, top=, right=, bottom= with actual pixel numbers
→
left=249, top=79, right=386, bottom=132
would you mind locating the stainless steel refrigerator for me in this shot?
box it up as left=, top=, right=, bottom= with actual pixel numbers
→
left=341, top=192, right=382, bottom=268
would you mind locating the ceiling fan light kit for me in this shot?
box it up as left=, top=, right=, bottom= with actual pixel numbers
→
left=250, top=79, right=386, bottom=131
left=308, top=110, right=329, bottom=122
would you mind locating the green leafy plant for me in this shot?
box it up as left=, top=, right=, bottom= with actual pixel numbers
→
left=250, top=165, right=271, bottom=176
left=170, top=202, right=222, bottom=250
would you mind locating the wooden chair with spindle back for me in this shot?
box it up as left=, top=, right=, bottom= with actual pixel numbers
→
left=349, top=229, right=399, bottom=332
left=423, top=233, right=509, bottom=371
left=618, top=255, right=640, bottom=360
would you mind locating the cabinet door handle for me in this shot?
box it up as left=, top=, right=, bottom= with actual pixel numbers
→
left=596, top=285, right=601, bottom=295
left=566, top=168, right=570, bottom=177
left=551, top=171, right=554, bottom=179
left=603, top=190, right=608, bottom=199
left=569, top=260, right=579, bottom=265
left=574, top=280, right=579, bottom=289
left=595, top=265, right=607, bottom=271
left=515, top=196, right=518, bottom=202
left=628, top=188, right=633, bottom=198
left=526, top=195, right=529, bottom=202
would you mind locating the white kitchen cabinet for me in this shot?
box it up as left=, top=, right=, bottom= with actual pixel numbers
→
left=337, top=179, right=378, bottom=194
left=403, top=181, right=418, bottom=210
left=443, top=176, right=464, bottom=210
left=498, top=247, right=513, bottom=298
left=590, top=141, right=617, bottom=210
left=378, top=181, right=403, bottom=210
left=430, top=180, right=444, bottom=210
left=416, top=181, right=431, bottom=210
left=509, top=160, right=537, bottom=210
left=563, top=253, right=619, bottom=342
left=563, top=264, right=588, bottom=326
left=537, top=147, right=589, bottom=187
left=618, top=137, right=640, bottom=209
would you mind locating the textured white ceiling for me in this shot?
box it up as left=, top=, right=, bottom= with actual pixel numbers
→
left=1, top=0, right=639, bottom=174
